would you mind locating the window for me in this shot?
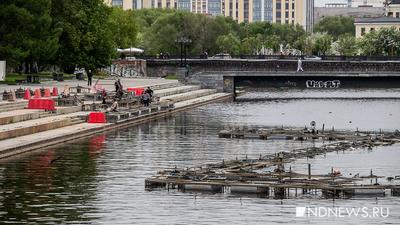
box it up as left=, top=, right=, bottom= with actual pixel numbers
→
left=370, top=28, right=375, bottom=32
left=396, top=12, right=400, bottom=18
left=112, top=0, right=123, bottom=7
left=361, top=27, right=366, bottom=36
left=388, top=12, right=393, bottom=17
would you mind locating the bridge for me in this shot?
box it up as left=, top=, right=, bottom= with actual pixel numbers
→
left=144, top=59, right=400, bottom=93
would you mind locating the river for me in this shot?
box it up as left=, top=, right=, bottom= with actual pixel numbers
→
left=0, top=88, right=399, bottom=224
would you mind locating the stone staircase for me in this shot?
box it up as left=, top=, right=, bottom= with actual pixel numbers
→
left=159, top=89, right=217, bottom=103
left=0, top=101, right=27, bottom=113
left=154, top=85, right=201, bottom=97
left=0, top=81, right=232, bottom=156
left=0, top=115, right=85, bottom=141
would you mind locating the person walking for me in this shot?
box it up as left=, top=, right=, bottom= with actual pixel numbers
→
left=297, top=58, right=304, bottom=72
left=145, top=87, right=153, bottom=98
left=141, top=92, right=150, bottom=107
left=87, top=69, right=93, bottom=86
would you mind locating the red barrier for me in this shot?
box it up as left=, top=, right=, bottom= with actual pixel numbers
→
left=44, top=88, right=51, bottom=97
left=88, top=112, right=107, bottom=123
left=52, top=87, right=58, bottom=96
left=127, top=87, right=145, bottom=96
left=33, top=89, right=41, bottom=98
left=27, top=99, right=56, bottom=111
left=24, top=89, right=31, bottom=100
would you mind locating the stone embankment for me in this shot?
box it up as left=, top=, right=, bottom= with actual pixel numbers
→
left=0, top=80, right=232, bottom=159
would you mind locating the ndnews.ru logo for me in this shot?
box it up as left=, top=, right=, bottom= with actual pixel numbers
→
left=296, top=207, right=390, bottom=218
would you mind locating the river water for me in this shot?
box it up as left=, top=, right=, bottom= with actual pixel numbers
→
left=0, top=89, right=399, bottom=224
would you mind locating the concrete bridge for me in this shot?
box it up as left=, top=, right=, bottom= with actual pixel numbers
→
left=145, top=59, right=400, bottom=93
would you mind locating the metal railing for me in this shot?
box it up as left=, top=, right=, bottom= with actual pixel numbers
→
left=135, top=55, right=400, bottom=61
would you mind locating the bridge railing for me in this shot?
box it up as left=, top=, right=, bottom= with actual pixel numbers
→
left=136, top=55, right=400, bottom=61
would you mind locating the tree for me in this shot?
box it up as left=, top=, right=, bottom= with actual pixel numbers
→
left=0, top=0, right=60, bottom=70
left=313, top=32, right=333, bottom=56
left=314, top=16, right=355, bottom=39
left=216, top=33, right=241, bottom=55
left=109, top=7, right=138, bottom=49
left=335, top=34, right=358, bottom=56
left=52, top=0, right=115, bottom=72
left=358, top=28, right=400, bottom=56
left=358, top=30, right=381, bottom=56
left=240, top=35, right=263, bottom=54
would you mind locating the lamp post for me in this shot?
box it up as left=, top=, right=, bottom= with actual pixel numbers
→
left=175, top=36, right=192, bottom=67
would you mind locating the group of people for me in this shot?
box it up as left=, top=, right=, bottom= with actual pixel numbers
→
left=97, top=78, right=156, bottom=112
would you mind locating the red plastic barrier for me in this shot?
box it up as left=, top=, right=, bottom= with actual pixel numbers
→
left=52, top=87, right=58, bottom=96
left=44, top=88, right=51, bottom=97
left=33, top=89, right=41, bottom=98
left=127, top=87, right=145, bottom=96
left=88, top=112, right=107, bottom=123
left=24, top=89, right=31, bottom=100
left=27, top=99, right=56, bottom=111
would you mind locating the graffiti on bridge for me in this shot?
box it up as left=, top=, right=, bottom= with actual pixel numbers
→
left=306, top=80, right=340, bottom=89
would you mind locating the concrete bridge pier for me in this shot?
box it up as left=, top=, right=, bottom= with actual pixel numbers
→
left=223, top=76, right=235, bottom=94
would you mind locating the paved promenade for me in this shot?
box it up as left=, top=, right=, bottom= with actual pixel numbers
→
left=0, top=77, right=178, bottom=94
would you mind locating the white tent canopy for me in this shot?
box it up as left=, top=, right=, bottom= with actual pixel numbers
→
left=117, top=47, right=144, bottom=54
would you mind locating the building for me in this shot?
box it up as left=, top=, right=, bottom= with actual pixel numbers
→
left=354, top=16, right=400, bottom=37
left=354, top=0, right=400, bottom=38
left=105, top=0, right=313, bottom=31
left=386, top=0, right=400, bottom=17
left=305, top=0, right=314, bottom=32
left=314, top=6, right=385, bottom=24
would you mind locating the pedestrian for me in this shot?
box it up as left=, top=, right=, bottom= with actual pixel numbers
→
left=107, top=98, right=119, bottom=112
left=115, top=79, right=123, bottom=92
left=141, top=92, right=150, bottom=107
left=101, top=89, right=107, bottom=104
left=145, top=86, right=153, bottom=98
left=87, top=69, right=93, bottom=86
left=297, top=58, right=304, bottom=72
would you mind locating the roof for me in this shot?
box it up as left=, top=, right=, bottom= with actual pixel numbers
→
left=390, top=0, right=400, bottom=5
left=354, top=16, right=400, bottom=24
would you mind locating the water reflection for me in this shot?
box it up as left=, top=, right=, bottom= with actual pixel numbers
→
left=0, top=138, right=103, bottom=223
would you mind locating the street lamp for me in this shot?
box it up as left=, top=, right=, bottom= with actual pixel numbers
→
left=175, top=36, right=192, bottom=67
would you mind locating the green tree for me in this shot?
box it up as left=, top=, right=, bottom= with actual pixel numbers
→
left=109, top=7, right=138, bottom=49
left=313, top=32, right=333, bottom=56
left=335, top=34, right=358, bottom=56
left=216, top=33, right=241, bottom=55
left=241, top=35, right=263, bottom=54
left=358, top=28, right=400, bottom=56
left=358, top=31, right=381, bottom=56
left=314, top=16, right=355, bottom=39
left=264, top=35, right=281, bottom=52
left=0, top=0, right=60, bottom=69
left=52, top=0, right=115, bottom=72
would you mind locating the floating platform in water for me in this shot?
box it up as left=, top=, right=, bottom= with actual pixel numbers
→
left=218, top=127, right=400, bottom=142
left=146, top=134, right=400, bottom=199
